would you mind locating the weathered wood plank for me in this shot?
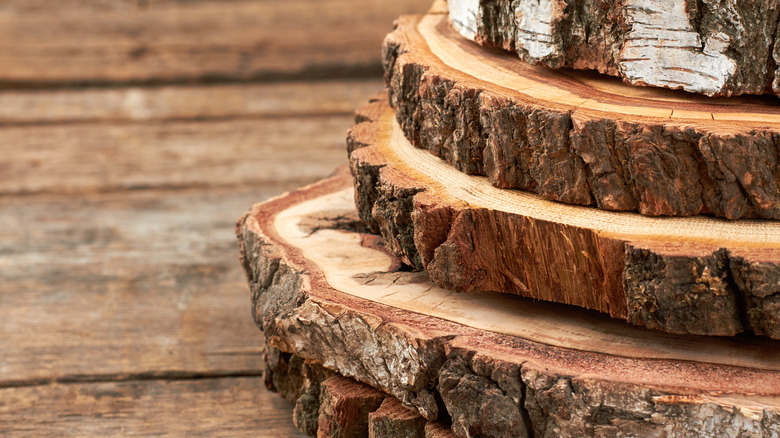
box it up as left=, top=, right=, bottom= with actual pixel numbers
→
left=0, top=377, right=308, bottom=437
left=0, top=0, right=427, bottom=85
left=0, top=186, right=292, bottom=386
left=237, top=171, right=780, bottom=437
left=0, top=79, right=383, bottom=125
left=0, top=115, right=352, bottom=196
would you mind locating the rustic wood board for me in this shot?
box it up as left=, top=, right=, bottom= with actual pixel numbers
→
left=0, top=377, right=307, bottom=437
left=384, top=13, right=780, bottom=219
left=0, top=0, right=427, bottom=85
left=350, top=96, right=780, bottom=337
left=237, top=168, right=780, bottom=437
left=0, top=79, right=383, bottom=125
left=447, top=0, right=780, bottom=97
left=0, top=116, right=353, bottom=196
left=0, top=187, right=269, bottom=386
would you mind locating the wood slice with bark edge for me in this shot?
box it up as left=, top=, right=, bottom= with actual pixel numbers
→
left=383, top=13, right=780, bottom=220
left=348, top=95, right=780, bottom=338
left=447, top=0, right=780, bottom=97
left=236, top=168, right=780, bottom=437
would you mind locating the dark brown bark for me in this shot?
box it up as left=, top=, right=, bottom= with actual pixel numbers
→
left=382, top=14, right=780, bottom=220
left=347, top=96, right=780, bottom=338
left=237, top=169, right=780, bottom=437
left=262, top=343, right=336, bottom=436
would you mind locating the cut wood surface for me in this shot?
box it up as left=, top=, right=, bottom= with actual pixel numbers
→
left=384, top=13, right=780, bottom=219
left=237, top=170, right=780, bottom=437
left=0, top=0, right=427, bottom=85
left=448, top=0, right=780, bottom=97
left=0, top=377, right=307, bottom=437
left=350, top=96, right=780, bottom=337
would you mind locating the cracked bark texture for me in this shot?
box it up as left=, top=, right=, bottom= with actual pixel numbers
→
left=448, top=0, right=780, bottom=97
left=239, top=171, right=780, bottom=437
left=262, top=344, right=335, bottom=436
left=382, top=14, right=780, bottom=219
left=347, top=96, right=780, bottom=338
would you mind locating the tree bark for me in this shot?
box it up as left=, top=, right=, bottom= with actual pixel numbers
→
left=237, top=169, right=780, bottom=437
left=382, top=13, right=780, bottom=219
left=348, top=95, right=780, bottom=338
left=447, top=0, right=780, bottom=97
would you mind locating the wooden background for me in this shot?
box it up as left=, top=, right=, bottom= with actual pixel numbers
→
left=0, top=0, right=427, bottom=435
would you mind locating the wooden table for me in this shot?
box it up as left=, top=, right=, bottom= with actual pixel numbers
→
left=0, top=1, right=426, bottom=435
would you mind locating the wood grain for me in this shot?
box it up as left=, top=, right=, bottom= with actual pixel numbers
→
left=0, top=0, right=427, bottom=85
left=0, top=187, right=274, bottom=386
left=447, top=0, right=780, bottom=97
left=0, top=79, right=383, bottom=125
left=0, top=115, right=350, bottom=196
left=0, top=377, right=307, bottom=437
left=384, top=14, right=780, bottom=219
left=0, top=79, right=385, bottom=196
left=236, top=170, right=780, bottom=437
left=349, top=96, right=780, bottom=337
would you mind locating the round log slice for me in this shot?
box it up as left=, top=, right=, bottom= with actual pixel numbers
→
left=236, top=168, right=780, bottom=437
left=447, top=0, right=780, bottom=98
left=383, top=13, right=780, bottom=219
left=348, top=94, right=780, bottom=338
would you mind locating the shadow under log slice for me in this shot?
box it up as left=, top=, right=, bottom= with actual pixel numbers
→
left=236, top=166, right=780, bottom=437
left=383, top=13, right=780, bottom=219
left=348, top=95, right=780, bottom=338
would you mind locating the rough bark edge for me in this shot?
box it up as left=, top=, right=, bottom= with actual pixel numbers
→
left=347, top=95, right=780, bottom=338
left=262, top=344, right=450, bottom=438
left=237, top=172, right=780, bottom=438
left=448, top=0, right=780, bottom=98
left=263, top=345, right=780, bottom=438
left=382, top=14, right=780, bottom=220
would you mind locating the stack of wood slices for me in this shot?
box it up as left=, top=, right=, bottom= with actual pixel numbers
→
left=237, top=1, right=780, bottom=436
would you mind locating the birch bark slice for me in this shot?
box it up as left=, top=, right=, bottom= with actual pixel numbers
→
left=383, top=13, right=780, bottom=219
left=236, top=169, right=780, bottom=437
left=447, top=0, right=780, bottom=97
left=348, top=95, right=780, bottom=338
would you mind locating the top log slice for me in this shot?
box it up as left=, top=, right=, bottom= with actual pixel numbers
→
left=383, top=12, right=780, bottom=219
left=448, top=0, right=780, bottom=98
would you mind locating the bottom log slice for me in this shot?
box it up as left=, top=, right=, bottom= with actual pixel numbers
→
left=237, top=169, right=780, bottom=437
left=263, top=344, right=451, bottom=438
left=347, top=95, right=780, bottom=339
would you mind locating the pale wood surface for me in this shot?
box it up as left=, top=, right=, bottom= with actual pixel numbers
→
left=0, top=0, right=428, bottom=434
